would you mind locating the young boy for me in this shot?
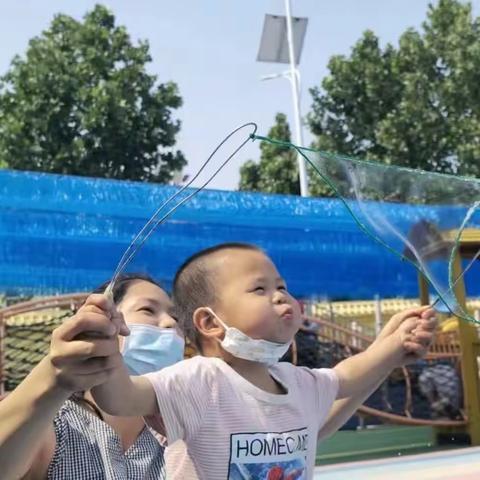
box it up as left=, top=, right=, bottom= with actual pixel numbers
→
left=92, top=243, right=435, bottom=480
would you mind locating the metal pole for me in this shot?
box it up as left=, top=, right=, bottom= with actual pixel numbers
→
left=284, top=0, right=309, bottom=197
left=374, top=295, right=391, bottom=410
left=374, top=295, right=382, bottom=337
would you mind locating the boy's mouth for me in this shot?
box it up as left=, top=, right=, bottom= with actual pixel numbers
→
left=279, top=306, right=294, bottom=319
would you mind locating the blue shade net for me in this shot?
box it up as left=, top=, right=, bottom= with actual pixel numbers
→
left=0, top=166, right=455, bottom=301
left=4, top=156, right=480, bottom=306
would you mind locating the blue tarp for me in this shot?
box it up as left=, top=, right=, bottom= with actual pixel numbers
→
left=0, top=169, right=478, bottom=299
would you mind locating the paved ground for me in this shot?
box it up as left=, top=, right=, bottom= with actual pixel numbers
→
left=314, top=446, right=480, bottom=480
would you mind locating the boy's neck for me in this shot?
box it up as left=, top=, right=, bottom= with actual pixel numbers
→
left=201, top=341, right=287, bottom=394
left=218, top=351, right=287, bottom=395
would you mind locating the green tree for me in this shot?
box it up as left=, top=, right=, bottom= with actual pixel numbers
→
left=308, top=0, right=480, bottom=179
left=239, top=113, right=300, bottom=195
left=0, top=4, right=185, bottom=182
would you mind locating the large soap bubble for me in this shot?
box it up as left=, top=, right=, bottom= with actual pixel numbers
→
left=254, top=134, right=480, bottom=324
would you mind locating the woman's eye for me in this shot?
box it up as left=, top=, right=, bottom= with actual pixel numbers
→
left=139, top=307, right=154, bottom=314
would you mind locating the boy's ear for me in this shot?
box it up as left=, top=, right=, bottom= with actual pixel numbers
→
left=193, top=307, right=224, bottom=340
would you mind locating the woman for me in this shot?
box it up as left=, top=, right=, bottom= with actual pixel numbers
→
left=0, top=273, right=184, bottom=480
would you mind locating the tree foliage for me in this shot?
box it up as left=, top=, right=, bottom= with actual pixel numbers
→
left=0, top=5, right=185, bottom=182
left=308, top=0, right=480, bottom=179
left=239, top=113, right=300, bottom=195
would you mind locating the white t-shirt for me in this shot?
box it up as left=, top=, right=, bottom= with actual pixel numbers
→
left=144, top=356, right=338, bottom=480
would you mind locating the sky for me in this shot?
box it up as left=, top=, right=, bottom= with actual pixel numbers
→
left=1, top=0, right=479, bottom=190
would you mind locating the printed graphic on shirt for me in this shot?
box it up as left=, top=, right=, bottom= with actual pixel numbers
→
left=228, top=428, right=308, bottom=480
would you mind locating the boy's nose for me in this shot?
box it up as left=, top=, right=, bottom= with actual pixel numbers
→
left=273, top=291, right=287, bottom=304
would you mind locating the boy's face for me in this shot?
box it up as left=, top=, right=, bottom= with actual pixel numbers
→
left=212, top=249, right=302, bottom=344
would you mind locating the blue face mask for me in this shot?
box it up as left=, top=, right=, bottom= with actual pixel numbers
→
left=122, top=324, right=185, bottom=375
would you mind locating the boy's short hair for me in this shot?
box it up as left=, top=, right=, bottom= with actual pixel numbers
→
left=172, top=242, right=262, bottom=351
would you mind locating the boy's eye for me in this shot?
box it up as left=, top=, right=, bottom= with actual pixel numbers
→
left=253, top=286, right=265, bottom=293
left=278, top=286, right=287, bottom=291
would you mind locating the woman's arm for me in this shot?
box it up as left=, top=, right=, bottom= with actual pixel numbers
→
left=0, top=358, right=65, bottom=479
left=0, top=294, right=124, bottom=479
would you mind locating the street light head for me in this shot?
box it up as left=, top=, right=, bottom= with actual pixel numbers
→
left=260, top=72, right=286, bottom=81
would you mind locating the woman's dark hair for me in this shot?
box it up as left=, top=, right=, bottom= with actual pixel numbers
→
left=91, top=272, right=164, bottom=305
left=72, top=272, right=164, bottom=418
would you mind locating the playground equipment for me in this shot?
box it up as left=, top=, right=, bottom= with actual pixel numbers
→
left=311, top=298, right=480, bottom=335
left=0, top=293, right=87, bottom=395
left=417, top=228, right=480, bottom=444
left=302, top=315, right=465, bottom=429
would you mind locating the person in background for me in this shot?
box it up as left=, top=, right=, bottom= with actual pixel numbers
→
left=418, top=362, right=462, bottom=420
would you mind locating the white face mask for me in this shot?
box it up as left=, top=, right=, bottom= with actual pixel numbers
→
left=206, top=308, right=291, bottom=365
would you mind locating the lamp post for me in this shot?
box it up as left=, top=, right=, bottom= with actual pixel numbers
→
left=257, top=1, right=309, bottom=197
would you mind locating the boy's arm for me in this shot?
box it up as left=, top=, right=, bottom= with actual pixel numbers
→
left=91, top=364, right=158, bottom=417
left=333, top=307, right=435, bottom=400
left=320, top=307, right=436, bottom=439
left=79, top=293, right=158, bottom=418
left=334, top=338, right=400, bottom=399
left=318, top=374, right=387, bottom=441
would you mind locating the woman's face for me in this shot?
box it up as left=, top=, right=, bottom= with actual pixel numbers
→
left=116, top=279, right=180, bottom=333
left=115, top=279, right=184, bottom=373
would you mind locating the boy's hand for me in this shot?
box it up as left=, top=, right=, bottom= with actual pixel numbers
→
left=374, top=306, right=437, bottom=365
left=405, top=307, right=437, bottom=363
left=46, top=294, right=128, bottom=393
left=334, top=307, right=437, bottom=400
